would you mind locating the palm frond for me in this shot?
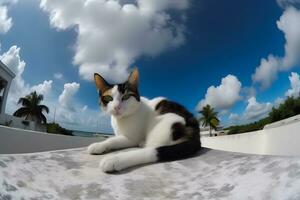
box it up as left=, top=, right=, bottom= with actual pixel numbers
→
left=13, top=107, right=30, bottom=117
left=36, top=93, right=44, bottom=104
left=38, top=105, right=49, bottom=113
left=17, top=97, right=31, bottom=107
left=13, top=91, right=49, bottom=124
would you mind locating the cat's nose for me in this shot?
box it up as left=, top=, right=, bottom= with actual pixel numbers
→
left=114, top=105, right=121, bottom=111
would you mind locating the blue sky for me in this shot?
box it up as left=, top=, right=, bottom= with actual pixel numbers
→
left=1, top=0, right=300, bottom=133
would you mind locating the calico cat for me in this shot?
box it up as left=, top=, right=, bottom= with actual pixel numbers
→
left=88, top=68, right=201, bottom=172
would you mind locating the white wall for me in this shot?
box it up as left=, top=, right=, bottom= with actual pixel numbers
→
left=264, top=114, right=300, bottom=130
left=0, top=113, right=47, bottom=132
left=3, top=115, right=300, bottom=156
left=0, top=113, right=36, bottom=130
left=201, top=119, right=300, bottom=156
left=0, top=125, right=107, bottom=154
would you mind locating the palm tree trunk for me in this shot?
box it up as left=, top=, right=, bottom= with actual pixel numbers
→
left=209, top=126, right=212, bottom=137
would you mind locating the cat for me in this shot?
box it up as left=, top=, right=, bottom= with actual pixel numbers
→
left=88, top=68, right=201, bottom=172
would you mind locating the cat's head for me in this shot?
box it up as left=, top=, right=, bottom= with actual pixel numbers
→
left=94, top=68, right=141, bottom=118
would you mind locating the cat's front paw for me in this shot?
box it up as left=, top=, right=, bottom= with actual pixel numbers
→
left=100, top=155, right=125, bottom=173
left=87, top=142, right=108, bottom=155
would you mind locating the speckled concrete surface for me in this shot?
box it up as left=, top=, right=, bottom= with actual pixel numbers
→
left=1, top=147, right=300, bottom=200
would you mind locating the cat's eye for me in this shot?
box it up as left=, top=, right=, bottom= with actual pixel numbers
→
left=102, top=95, right=113, bottom=103
left=122, top=94, right=131, bottom=101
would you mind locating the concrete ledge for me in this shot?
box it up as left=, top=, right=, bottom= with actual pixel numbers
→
left=0, top=125, right=106, bottom=154
left=1, top=147, right=300, bottom=199
left=202, top=119, right=300, bottom=156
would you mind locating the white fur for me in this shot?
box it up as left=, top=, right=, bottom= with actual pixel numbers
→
left=103, top=85, right=140, bottom=118
left=145, top=113, right=185, bottom=147
left=88, top=93, right=186, bottom=172
left=100, top=147, right=157, bottom=172
left=87, top=135, right=136, bottom=154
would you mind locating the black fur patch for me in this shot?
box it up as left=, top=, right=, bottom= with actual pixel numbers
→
left=155, top=99, right=201, bottom=161
left=117, top=83, right=126, bottom=94
left=155, top=100, right=195, bottom=123
left=171, top=122, right=185, bottom=140
left=156, top=139, right=201, bottom=161
left=155, top=100, right=200, bottom=139
left=117, top=82, right=140, bottom=101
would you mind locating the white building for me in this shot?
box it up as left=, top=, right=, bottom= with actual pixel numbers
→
left=200, top=125, right=226, bottom=137
left=0, top=60, right=46, bottom=131
left=0, top=60, right=15, bottom=114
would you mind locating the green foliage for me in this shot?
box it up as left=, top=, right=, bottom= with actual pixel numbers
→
left=199, top=104, right=220, bottom=137
left=269, top=96, right=300, bottom=122
left=227, top=117, right=270, bottom=135
left=47, top=123, right=73, bottom=136
left=227, top=95, right=300, bottom=134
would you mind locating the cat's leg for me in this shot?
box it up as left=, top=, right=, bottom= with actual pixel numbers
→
left=100, top=147, right=157, bottom=172
left=88, top=135, right=136, bottom=155
left=99, top=113, right=185, bottom=172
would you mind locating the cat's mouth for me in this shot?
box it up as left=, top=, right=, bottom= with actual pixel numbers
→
left=112, top=110, right=122, bottom=116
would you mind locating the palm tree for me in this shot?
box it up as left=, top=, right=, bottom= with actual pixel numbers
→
left=13, top=91, right=49, bottom=124
left=199, top=104, right=220, bottom=137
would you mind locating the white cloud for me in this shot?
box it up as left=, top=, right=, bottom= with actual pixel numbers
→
left=229, top=113, right=239, bottom=121
left=197, top=74, right=242, bottom=111
left=0, top=0, right=18, bottom=4
left=138, top=0, right=188, bottom=12
left=285, top=72, right=300, bottom=97
left=54, top=105, right=112, bottom=133
left=277, top=7, right=300, bottom=69
left=0, top=46, right=53, bottom=114
left=0, top=0, right=17, bottom=34
left=0, top=45, right=25, bottom=92
left=274, top=97, right=284, bottom=108
left=31, top=80, right=53, bottom=95
left=54, top=72, right=63, bottom=80
left=227, top=97, right=274, bottom=124
left=52, top=83, right=112, bottom=133
left=252, top=55, right=281, bottom=89
left=252, top=7, right=300, bottom=89
left=0, top=6, right=12, bottom=34
left=58, top=82, right=80, bottom=109
left=236, top=72, right=300, bottom=124
left=243, top=97, right=272, bottom=121
left=242, top=86, right=256, bottom=100
left=82, top=105, right=88, bottom=111
left=40, top=0, right=188, bottom=82
left=277, top=0, right=300, bottom=8
left=1, top=45, right=112, bottom=133
left=0, top=46, right=27, bottom=105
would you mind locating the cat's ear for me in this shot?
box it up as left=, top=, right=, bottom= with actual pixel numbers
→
left=128, top=68, right=139, bottom=87
left=94, top=73, right=111, bottom=93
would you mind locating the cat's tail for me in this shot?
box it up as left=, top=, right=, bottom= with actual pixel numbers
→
left=156, top=136, right=201, bottom=161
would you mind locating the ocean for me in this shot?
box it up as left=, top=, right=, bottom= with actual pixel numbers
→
left=72, top=130, right=112, bottom=137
